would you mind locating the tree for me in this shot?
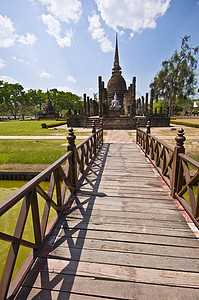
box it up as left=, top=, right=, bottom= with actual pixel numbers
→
left=50, top=89, right=83, bottom=115
left=0, top=82, right=25, bottom=119
left=150, top=36, right=199, bottom=116
left=26, top=89, right=45, bottom=118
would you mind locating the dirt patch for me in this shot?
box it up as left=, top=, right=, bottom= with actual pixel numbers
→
left=0, top=164, right=49, bottom=172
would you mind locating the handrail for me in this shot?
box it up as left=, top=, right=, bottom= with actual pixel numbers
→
left=0, top=151, right=73, bottom=216
left=136, top=121, right=199, bottom=227
left=0, top=122, right=103, bottom=300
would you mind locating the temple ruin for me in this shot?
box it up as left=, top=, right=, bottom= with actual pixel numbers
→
left=67, top=35, right=170, bottom=129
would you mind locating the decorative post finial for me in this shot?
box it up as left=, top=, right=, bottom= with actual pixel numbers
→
left=146, top=120, right=151, bottom=134
left=67, top=128, right=77, bottom=192
left=175, top=128, right=186, bottom=153
left=171, top=128, right=186, bottom=197
left=67, top=128, right=76, bottom=149
left=92, top=121, right=96, bottom=134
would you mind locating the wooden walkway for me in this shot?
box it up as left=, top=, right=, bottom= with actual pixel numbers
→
left=16, top=143, right=199, bottom=299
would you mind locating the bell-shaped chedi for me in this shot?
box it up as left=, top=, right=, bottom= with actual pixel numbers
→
left=38, top=90, right=59, bottom=119
left=107, top=34, right=127, bottom=108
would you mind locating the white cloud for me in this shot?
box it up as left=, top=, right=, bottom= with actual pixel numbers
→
left=0, top=75, right=19, bottom=84
left=57, top=86, right=72, bottom=92
left=0, top=14, right=37, bottom=48
left=40, top=71, right=53, bottom=78
left=40, top=0, right=82, bottom=47
left=12, top=56, right=30, bottom=65
left=41, top=14, right=73, bottom=47
left=0, top=58, right=6, bottom=68
left=0, top=14, right=16, bottom=48
left=94, top=0, right=171, bottom=36
left=88, top=11, right=113, bottom=52
left=17, top=33, right=37, bottom=46
left=40, top=0, right=82, bottom=23
left=66, top=75, right=77, bottom=83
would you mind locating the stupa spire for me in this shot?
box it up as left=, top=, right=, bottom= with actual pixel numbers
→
left=112, top=33, right=121, bottom=74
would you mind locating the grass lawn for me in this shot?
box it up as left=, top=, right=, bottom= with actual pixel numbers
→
left=128, top=126, right=199, bottom=162
left=152, top=127, right=199, bottom=137
left=0, top=120, right=67, bottom=136
left=171, top=117, right=199, bottom=125
left=0, top=120, right=105, bottom=136
left=150, top=127, right=199, bottom=162
left=170, top=117, right=199, bottom=128
left=0, top=139, right=83, bottom=166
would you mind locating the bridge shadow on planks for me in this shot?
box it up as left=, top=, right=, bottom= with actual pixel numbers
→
left=16, top=144, right=110, bottom=300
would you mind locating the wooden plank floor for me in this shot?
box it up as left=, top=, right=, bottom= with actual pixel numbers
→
left=16, top=143, right=199, bottom=299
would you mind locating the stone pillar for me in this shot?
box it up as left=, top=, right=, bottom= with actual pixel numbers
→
left=93, top=100, right=96, bottom=116
left=132, top=77, right=136, bottom=116
left=129, top=84, right=132, bottom=116
left=83, top=93, right=87, bottom=116
left=150, top=88, right=154, bottom=115
left=138, top=98, right=142, bottom=115
left=142, top=96, right=145, bottom=115
left=98, top=76, right=102, bottom=117
left=145, top=93, right=148, bottom=115
left=94, top=101, right=98, bottom=116
left=101, top=81, right=105, bottom=117
left=87, top=96, right=90, bottom=117
left=90, top=99, right=93, bottom=116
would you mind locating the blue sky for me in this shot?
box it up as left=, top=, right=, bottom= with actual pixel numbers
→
left=0, top=0, right=199, bottom=99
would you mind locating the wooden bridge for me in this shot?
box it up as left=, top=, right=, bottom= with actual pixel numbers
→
left=0, top=123, right=199, bottom=299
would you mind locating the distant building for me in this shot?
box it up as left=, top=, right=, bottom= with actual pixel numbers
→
left=38, top=90, right=59, bottom=119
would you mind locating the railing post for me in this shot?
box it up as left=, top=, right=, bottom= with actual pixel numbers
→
left=67, top=128, right=78, bottom=192
left=100, top=119, right=103, bottom=145
left=145, top=120, right=151, bottom=156
left=92, top=121, right=96, bottom=154
left=171, top=128, right=186, bottom=197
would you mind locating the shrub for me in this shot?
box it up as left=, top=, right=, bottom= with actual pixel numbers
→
left=41, top=121, right=67, bottom=128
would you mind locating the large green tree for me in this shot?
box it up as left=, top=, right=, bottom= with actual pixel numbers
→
left=0, top=81, right=82, bottom=118
left=26, top=89, right=46, bottom=117
left=50, top=89, right=83, bottom=115
left=150, top=36, right=199, bottom=116
left=0, top=82, right=26, bottom=119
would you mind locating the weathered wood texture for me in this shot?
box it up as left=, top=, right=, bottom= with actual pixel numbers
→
left=16, top=143, right=199, bottom=299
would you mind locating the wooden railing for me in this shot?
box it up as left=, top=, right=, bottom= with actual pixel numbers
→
left=136, top=121, right=199, bottom=227
left=0, top=122, right=103, bottom=300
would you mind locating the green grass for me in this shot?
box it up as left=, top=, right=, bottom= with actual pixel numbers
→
left=0, top=120, right=67, bottom=136
left=181, top=186, right=198, bottom=206
left=0, top=120, right=105, bottom=137
left=0, top=139, right=83, bottom=165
